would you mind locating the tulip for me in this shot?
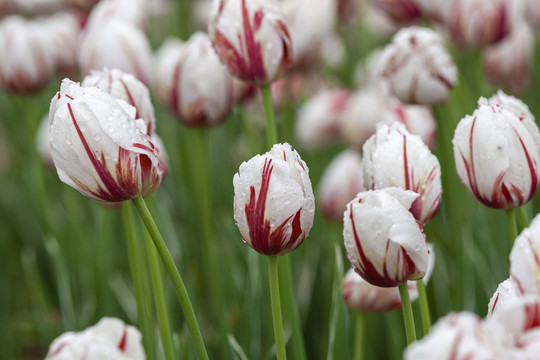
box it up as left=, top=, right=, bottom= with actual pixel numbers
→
left=208, top=0, right=294, bottom=84
left=447, top=0, right=510, bottom=49
left=45, top=317, right=145, bottom=360
left=280, top=0, right=337, bottom=66
left=233, top=143, right=315, bottom=255
left=510, top=214, right=540, bottom=296
left=294, top=88, right=351, bottom=149
left=487, top=296, right=540, bottom=344
left=82, top=68, right=157, bottom=136
left=370, top=0, right=422, bottom=22
left=85, top=0, right=148, bottom=31
left=452, top=92, right=540, bottom=209
left=388, top=102, right=437, bottom=150
left=49, top=79, right=165, bottom=203
left=153, top=32, right=235, bottom=127
left=318, top=149, right=364, bottom=222
left=378, top=26, right=457, bottom=105
left=404, top=312, right=504, bottom=359
left=487, top=278, right=519, bottom=317
left=343, top=187, right=429, bottom=287
left=342, top=243, right=435, bottom=312
left=78, top=19, right=152, bottom=84
left=483, top=23, right=534, bottom=94
left=363, top=123, right=442, bottom=224
left=0, top=13, right=79, bottom=94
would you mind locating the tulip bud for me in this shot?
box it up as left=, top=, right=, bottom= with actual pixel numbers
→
left=281, top=0, right=337, bottom=66
left=85, top=0, right=148, bottom=31
left=370, top=0, right=422, bottom=22
left=153, top=32, right=235, bottom=127
left=488, top=297, right=540, bottom=342
left=45, top=317, right=145, bottom=360
left=294, top=88, right=351, bottom=149
left=378, top=26, right=457, bottom=104
left=404, top=312, right=502, bottom=359
left=49, top=79, right=165, bottom=203
left=483, top=23, right=534, bottom=94
left=487, top=278, right=519, bottom=317
left=343, top=187, right=429, bottom=287
left=82, top=68, right=156, bottom=135
left=363, top=123, right=442, bottom=224
left=79, top=19, right=152, bottom=84
left=208, top=0, right=294, bottom=84
left=388, top=102, right=437, bottom=150
left=447, top=0, right=510, bottom=49
left=233, top=143, right=315, bottom=255
left=317, top=149, right=364, bottom=222
left=452, top=92, right=540, bottom=209
left=342, top=243, right=435, bottom=312
left=510, top=213, right=540, bottom=296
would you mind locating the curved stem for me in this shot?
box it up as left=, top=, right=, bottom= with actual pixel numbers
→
left=268, top=256, right=287, bottom=360
left=132, top=196, right=209, bottom=360
left=416, top=279, right=431, bottom=336
left=354, top=311, right=365, bottom=360
left=398, top=283, right=417, bottom=345
left=122, top=202, right=156, bottom=359
left=261, top=84, right=277, bottom=148
left=143, top=227, right=176, bottom=360
left=506, top=208, right=518, bottom=246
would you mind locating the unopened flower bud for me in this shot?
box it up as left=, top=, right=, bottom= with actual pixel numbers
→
left=510, top=214, right=540, bottom=296
left=153, top=33, right=235, bottom=127
left=318, top=149, right=364, bottom=222
left=343, top=187, right=429, bottom=287
left=49, top=79, right=165, bottom=203
left=363, top=123, right=442, bottom=224
left=233, top=143, right=315, bottom=255
left=453, top=91, right=540, bottom=209
left=379, top=26, right=457, bottom=104
left=208, top=0, right=294, bottom=84
left=487, top=278, right=519, bottom=317
left=45, top=317, right=145, bottom=360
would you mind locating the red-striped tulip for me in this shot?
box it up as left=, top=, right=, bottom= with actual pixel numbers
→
left=378, top=26, right=457, bottom=104
left=49, top=79, right=165, bottom=203
left=343, top=187, right=429, bottom=287
left=79, top=19, right=152, bottom=84
left=45, top=317, right=145, bottom=360
left=447, top=0, right=510, bottom=49
left=363, top=123, right=442, bottom=224
left=294, top=88, right=351, bottom=149
left=153, top=32, right=235, bottom=127
left=208, top=0, right=294, bottom=84
left=233, top=143, right=315, bottom=255
left=342, top=243, right=435, bottom=312
left=510, top=214, right=540, bottom=296
left=483, top=23, right=534, bottom=94
left=82, top=68, right=157, bottom=136
left=453, top=91, right=540, bottom=209
left=318, top=149, right=364, bottom=222
left=404, top=312, right=505, bottom=359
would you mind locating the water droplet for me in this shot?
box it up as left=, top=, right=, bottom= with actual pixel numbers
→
left=108, top=127, right=114, bottom=133
left=94, top=134, right=102, bottom=141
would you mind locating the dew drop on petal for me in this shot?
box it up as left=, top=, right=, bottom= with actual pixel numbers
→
left=94, top=134, right=102, bottom=141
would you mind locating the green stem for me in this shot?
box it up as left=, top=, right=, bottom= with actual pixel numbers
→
left=398, top=283, right=416, bottom=345
left=122, top=202, right=156, bottom=359
left=354, top=311, right=365, bottom=360
left=279, top=256, right=307, bottom=360
left=132, top=196, right=209, bottom=360
left=268, top=256, right=287, bottom=360
left=506, top=208, right=518, bottom=246
left=416, top=279, right=431, bottom=336
left=516, top=206, right=529, bottom=231
left=143, top=227, right=176, bottom=360
left=261, top=84, right=277, bottom=148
